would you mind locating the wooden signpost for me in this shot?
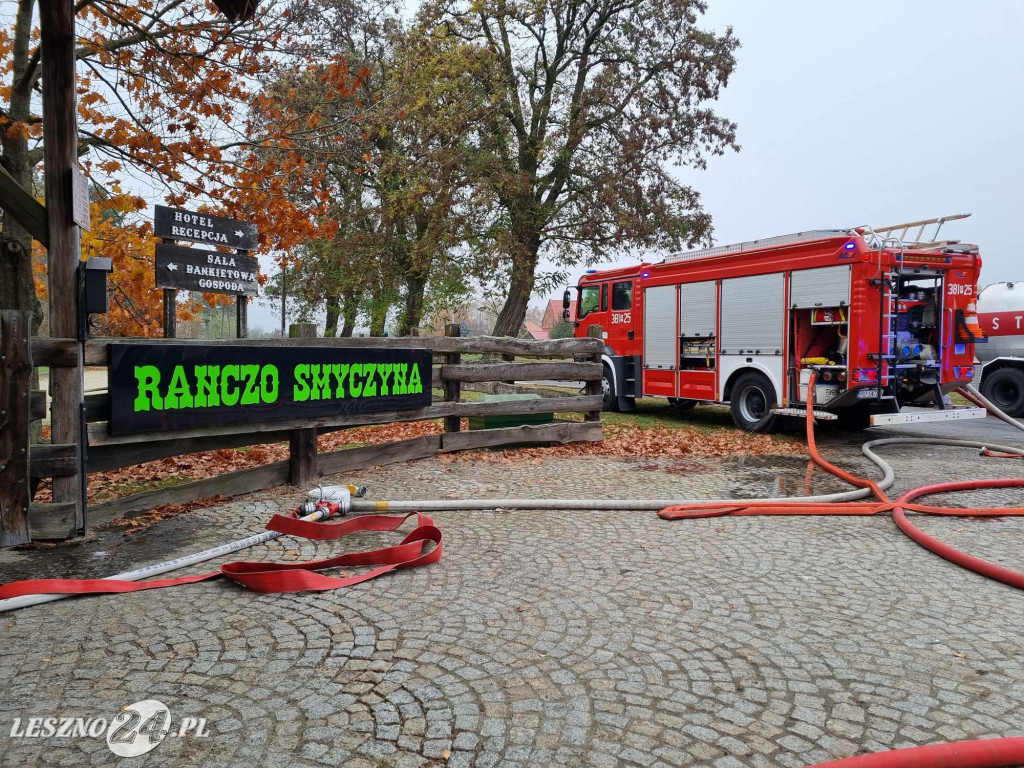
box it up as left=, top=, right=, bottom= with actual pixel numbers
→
left=153, top=205, right=259, bottom=339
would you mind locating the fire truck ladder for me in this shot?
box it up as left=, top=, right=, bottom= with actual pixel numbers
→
left=867, top=213, right=972, bottom=250
left=861, top=227, right=904, bottom=403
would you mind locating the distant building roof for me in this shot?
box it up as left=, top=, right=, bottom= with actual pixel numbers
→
left=524, top=320, right=550, bottom=340
left=543, top=299, right=575, bottom=329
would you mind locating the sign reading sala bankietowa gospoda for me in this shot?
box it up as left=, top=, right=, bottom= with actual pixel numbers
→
left=154, top=204, right=259, bottom=250
left=155, top=242, right=259, bottom=296
left=107, top=344, right=433, bottom=436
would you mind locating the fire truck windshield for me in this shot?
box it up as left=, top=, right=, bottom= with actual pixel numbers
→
left=578, top=285, right=600, bottom=319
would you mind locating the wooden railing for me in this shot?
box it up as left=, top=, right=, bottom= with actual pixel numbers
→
left=17, top=324, right=603, bottom=540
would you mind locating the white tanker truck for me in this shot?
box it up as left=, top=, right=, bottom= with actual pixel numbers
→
left=977, top=281, right=1024, bottom=416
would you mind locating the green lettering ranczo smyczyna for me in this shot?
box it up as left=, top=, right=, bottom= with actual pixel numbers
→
left=132, top=361, right=423, bottom=412
left=134, top=364, right=279, bottom=411
left=291, top=362, right=422, bottom=401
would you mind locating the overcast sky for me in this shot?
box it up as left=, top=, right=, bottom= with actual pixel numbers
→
left=253, top=0, right=1023, bottom=330
left=645, top=0, right=1022, bottom=284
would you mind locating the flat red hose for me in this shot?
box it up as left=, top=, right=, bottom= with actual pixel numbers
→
left=892, top=478, right=1024, bottom=591
left=656, top=376, right=1024, bottom=768
left=659, top=374, right=1024, bottom=590
left=804, top=735, right=1024, bottom=768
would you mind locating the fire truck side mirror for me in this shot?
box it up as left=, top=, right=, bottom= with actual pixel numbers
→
left=562, top=288, right=571, bottom=320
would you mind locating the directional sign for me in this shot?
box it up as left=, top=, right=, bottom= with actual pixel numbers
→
left=155, top=243, right=259, bottom=296
left=154, top=204, right=258, bottom=251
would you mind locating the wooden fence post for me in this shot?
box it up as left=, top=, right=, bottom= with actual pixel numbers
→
left=0, top=311, right=31, bottom=546
left=585, top=325, right=604, bottom=422
left=443, top=324, right=462, bottom=433
left=288, top=322, right=317, bottom=484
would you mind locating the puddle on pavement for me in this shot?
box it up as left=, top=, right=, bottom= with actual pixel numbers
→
left=723, top=455, right=852, bottom=499
left=0, top=514, right=211, bottom=583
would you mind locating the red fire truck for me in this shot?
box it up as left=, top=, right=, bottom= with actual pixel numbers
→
left=567, top=216, right=988, bottom=431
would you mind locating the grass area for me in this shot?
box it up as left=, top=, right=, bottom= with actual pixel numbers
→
left=603, top=398, right=738, bottom=433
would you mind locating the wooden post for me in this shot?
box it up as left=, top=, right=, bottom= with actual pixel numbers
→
left=443, top=324, right=462, bottom=433
left=0, top=311, right=31, bottom=546
left=161, top=237, right=176, bottom=338
left=585, top=325, right=603, bottom=422
left=236, top=296, right=247, bottom=338
left=162, top=289, right=177, bottom=338
left=236, top=247, right=248, bottom=338
left=287, top=322, right=317, bottom=484
left=40, top=0, right=84, bottom=537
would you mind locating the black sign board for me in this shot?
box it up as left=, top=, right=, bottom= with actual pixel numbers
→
left=154, top=204, right=258, bottom=251
left=107, top=344, right=433, bottom=436
left=155, top=242, right=259, bottom=296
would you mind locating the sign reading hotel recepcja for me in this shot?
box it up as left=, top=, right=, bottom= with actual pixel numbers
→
left=107, top=344, right=433, bottom=436
left=153, top=205, right=258, bottom=250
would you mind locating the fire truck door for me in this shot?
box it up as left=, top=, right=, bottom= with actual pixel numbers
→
left=643, top=285, right=677, bottom=396
left=719, top=273, right=786, bottom=404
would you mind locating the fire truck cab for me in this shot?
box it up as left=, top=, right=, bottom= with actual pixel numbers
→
left=570, top=223, right=987, bottom=432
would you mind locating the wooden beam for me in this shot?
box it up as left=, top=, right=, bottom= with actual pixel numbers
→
left=29, top=443, right=78, bottom=477
left=86, top=395, right=603, bottom=446
left=86, top=428, right=291, bottom=472
left=40, top=0, right=85, bottom=536
left=28, top=501, right=76, bottom=540
left=585, top=325, right=604, bottom=422
left=443, top=324, right=462, bottom=433
left=29, top=389, right=46, bottom=421
left=83, top=335, right=603, bottom=364
left=316, top=435, right=442, bottom=477
left=0, top=310, right=31, bottom=546
left=441, top=361, right=602, bottom=383
left=288, top=428, right=317, bottom=486
left=441, top=420, right=602, bottom=453
left=0, top=163, right=49, bottom=247
left=31, top=337, right=78, bottom=368
left=87, top=460, right=291, bottom=526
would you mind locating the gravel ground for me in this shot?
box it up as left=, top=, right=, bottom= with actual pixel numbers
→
left=0, top=418, right=1022, bottom=768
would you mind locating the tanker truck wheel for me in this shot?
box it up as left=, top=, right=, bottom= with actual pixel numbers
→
left=981, top=367, right=1024, bottom=417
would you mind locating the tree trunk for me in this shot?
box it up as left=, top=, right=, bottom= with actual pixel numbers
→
left=0, top=0, right=41, bottom=326
left=323, top=290, right=341, bottom=337
left=492, top=220, right=541, bottom=337
left=368, top=280, right=390, bottom=337
left=340, top=288, right=359, bottom=337
left=369, top=305, right=387, bottom=337
left=399, top=270, right=428, bottom=336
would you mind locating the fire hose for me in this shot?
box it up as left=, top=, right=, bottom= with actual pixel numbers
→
left=1, top=379, right=1022, bottom=614
left=0, top=379, right=1022, bottom=766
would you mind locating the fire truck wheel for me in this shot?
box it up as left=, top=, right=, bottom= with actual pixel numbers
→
left=730, top=372, right=780, bottom=433
left=980, top=366, right=1024, bottom=417
left=601, top=366, right=619, bottom=411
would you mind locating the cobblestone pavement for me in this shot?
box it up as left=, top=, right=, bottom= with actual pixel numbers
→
left=1, top=419, right=1023, bottom=768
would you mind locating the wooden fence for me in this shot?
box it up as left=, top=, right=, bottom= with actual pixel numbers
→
left=7, top=316, right=603, bottom=541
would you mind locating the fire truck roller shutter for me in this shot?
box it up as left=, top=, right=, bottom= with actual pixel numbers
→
left=790, top=265, right=851, bottom=309
left=679, top=280, right=717, bottom=338
left=719, top=273, right=786, bottom=410
left=644, top=285, right=678, bottom=370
